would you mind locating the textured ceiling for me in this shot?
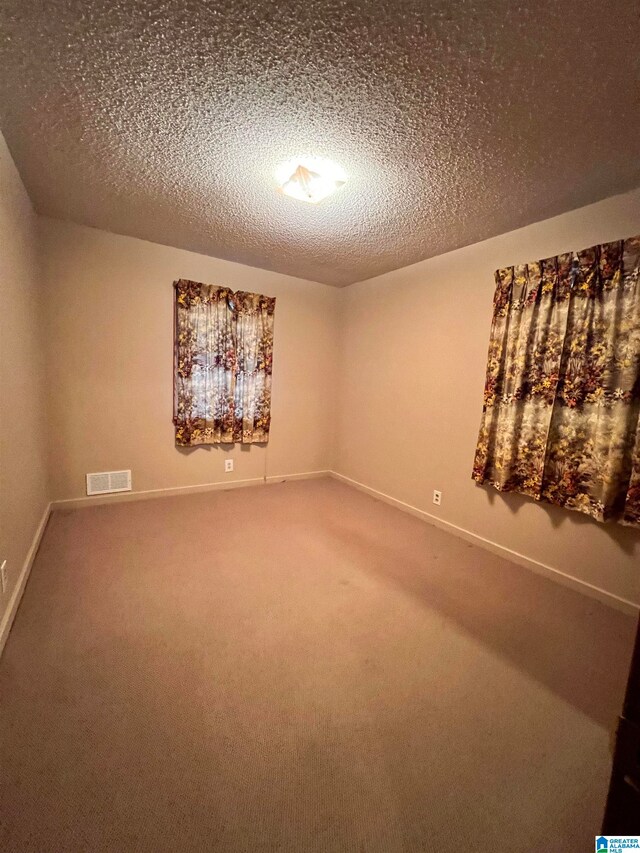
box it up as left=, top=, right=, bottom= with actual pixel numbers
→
left=1, top=1, right=639, bottom=286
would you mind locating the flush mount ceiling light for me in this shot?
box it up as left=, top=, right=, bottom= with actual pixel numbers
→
left=275, top=156, right=347, bottom=204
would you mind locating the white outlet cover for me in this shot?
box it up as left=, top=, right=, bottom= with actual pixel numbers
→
left=225, top=459, right=234, bottom=473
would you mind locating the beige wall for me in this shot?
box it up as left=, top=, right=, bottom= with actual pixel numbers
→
left=0, top=133, right=50, bottom=635
left=336, top=188, right=640, bottom=607
left=7, top=163, right=640, bottom=611
left=39, top=219, right=341, bottom=501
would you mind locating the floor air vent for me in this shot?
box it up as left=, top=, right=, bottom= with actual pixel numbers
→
left=86, top=470, right=132, bottom=496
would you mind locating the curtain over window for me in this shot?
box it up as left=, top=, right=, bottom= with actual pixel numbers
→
left=173, top=279, right=275, bottom=446
left=472, top=236, right=640, bottom=526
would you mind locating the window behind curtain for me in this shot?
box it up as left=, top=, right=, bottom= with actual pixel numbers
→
left=472, top=235, right=640, bottom=527
left=173, top=279, right=275, bottom=446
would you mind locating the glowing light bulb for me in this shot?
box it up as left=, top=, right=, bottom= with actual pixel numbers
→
left=275, top=156, right=347, bottom=204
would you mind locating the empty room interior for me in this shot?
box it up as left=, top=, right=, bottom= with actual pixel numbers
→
left=2, top=1, right=640, bottom=850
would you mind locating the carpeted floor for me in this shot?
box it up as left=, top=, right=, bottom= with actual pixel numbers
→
left=0, top=477, right=636, bottom=852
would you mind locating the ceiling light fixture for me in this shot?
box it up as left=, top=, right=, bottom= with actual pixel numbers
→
left=275, top=156, right=347, bottom=204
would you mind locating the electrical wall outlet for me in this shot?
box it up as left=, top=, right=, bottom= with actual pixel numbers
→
left=433, top=490, right=442, bottom=506
left=0, top=560, right=7, bottom=594
left=224, top=459, right=234, bottom=473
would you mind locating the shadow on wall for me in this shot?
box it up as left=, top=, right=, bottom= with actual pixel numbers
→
left=174, top=443, right=261, bottom=457
left=480, top=486, right=640, bottom=558
left=323, top=489, right=637, bottom=730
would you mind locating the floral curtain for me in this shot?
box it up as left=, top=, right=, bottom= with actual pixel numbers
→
left=473, top=235, right=640, bottom=526
left=173, top=279, right=275, bottom=446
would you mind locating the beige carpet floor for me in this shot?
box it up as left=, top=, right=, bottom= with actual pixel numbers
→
left=0, top=477, right=636, bottom=852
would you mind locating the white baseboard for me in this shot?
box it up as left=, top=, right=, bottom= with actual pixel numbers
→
left=329, top=471, right=640, bottom=616
left=51, top=470, right=330, bottom=511
left=265, top=470, right=330, bottom=484
left=0, top=502, right=52, bottom=658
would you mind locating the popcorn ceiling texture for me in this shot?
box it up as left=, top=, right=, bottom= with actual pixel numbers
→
left=0, top=0, right=639, bottom=286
